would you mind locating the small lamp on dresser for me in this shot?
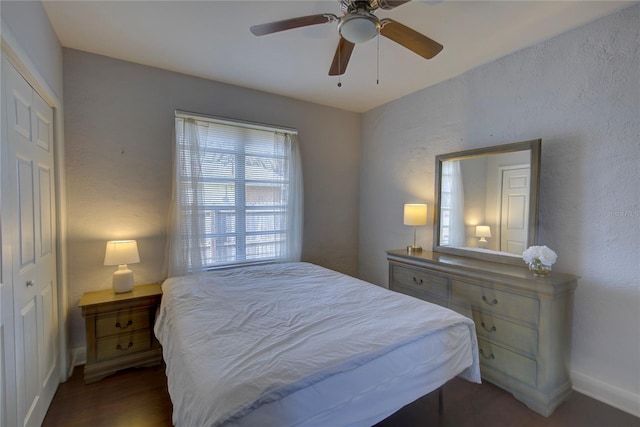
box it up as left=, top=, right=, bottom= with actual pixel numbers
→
left=104, top=240, right=140, bottom=293
left=404, top=203, right=427, bottom=254
left=475, top=225, right=492, bottom=248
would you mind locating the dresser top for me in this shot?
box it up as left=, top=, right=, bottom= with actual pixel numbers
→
left=387, top=249, right=578, bottom=292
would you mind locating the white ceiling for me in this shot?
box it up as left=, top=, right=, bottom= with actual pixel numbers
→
left=42, top=0, right=634, bottom=113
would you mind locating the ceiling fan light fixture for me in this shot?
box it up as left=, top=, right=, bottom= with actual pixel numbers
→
left=338, top=13, right=380, bottom=44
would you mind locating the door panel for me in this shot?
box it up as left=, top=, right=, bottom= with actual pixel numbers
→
left=35, top=112, right=51, bottom=152
left=39, top=166, right=53, bottom=257
left=11, top=87, right=32, bottom=141
left=19, top=299, right=39, bottom=422
left=17, top=157, right=36, bottom=269
left=40, top=281, right=57, bottom=385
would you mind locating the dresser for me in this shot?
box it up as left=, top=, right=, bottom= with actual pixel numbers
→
left=79, top=283, right=163, bottom=383
left=386, top=249, right=578, bottom=416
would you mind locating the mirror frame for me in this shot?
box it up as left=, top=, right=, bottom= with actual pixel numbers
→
left=433, top=139, right=541, bottom=266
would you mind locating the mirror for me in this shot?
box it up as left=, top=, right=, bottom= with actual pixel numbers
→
left=433, top=139, right=541, bottom=266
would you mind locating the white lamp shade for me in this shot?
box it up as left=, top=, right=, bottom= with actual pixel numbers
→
left=475, top=225, right=492, bottom=238
left=104, top=240, right=140, bottom=266
left=403, top=204, right=428, bottom=226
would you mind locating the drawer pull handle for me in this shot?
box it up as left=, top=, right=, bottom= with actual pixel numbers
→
left=412, top=277, right=424, bottom=285
left=115, top=320, right=133, bottom=329
left=116, top=342, right=134, bottom=351
left=482, top=296, right=498, bottom=306
left=480, top=322, right=497, bottom=333
left=479, top=348, right=495, bottom=360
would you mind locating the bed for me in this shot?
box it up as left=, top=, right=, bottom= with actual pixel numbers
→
left=154, top=262, right=481, bottom=427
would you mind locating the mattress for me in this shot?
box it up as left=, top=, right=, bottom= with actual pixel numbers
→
left=155, top=262, right=480, bottom=427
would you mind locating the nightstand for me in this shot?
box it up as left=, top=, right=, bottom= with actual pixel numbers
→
left=79, top=283, right=163, bottom=383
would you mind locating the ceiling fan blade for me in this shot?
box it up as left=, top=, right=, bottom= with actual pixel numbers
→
left=329, top=38, right=356, bottom=76
left=377, top=0, right=413, bottom=10
left=380, top=19, right=443, bottom=59
left=250, top=14, right=337, bottom=36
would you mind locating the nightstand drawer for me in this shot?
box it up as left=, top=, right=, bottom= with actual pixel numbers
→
left=96, top=330, right=152, bottom=361
left=477, top=338, right=537, bottom=388
left=391, top=264, right=449, bottom=299
left=95, top=309, right=151, bottom=338
left=452, top=280, right=539, bottom=325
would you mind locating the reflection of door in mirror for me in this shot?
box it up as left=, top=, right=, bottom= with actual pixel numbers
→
left=500, top=166, right=530, bottom=255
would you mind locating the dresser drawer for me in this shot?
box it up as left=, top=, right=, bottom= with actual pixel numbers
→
left=391, top=264, right=450, bottom=300
left=95, top=309, right=151, bottom=338
left=477, top=338, right=537, bottom=388
left=453, top=304, right=538, bottom=358
left=96, top=330, right=153, bottom=362
left=391, top=283, right=448, bottom=308
left=451, top=280, right=539, bottom=325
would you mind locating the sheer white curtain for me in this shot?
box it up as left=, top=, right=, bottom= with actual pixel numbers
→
left=285, top=133, right=304, bottom=262
left=443, top=160, right=466, bottom=247
left=165, top=116, right=303, bottom=278
left=165, top=118, right=206, bottom=278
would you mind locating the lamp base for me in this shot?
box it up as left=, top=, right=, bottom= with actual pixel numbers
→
left=478, top=237, right=489, bottom=249
left=112, top=265, right=134, bottom=293
left=406, top=245, right=423, bottom=254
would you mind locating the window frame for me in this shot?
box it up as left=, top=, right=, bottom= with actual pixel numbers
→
left=173, top=111, right=299, bottom=271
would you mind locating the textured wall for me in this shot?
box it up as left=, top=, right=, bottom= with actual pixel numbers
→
left=63, top=50, right=361, bottom=349
left=360, top=5, right=639, bottom=414
left=0, top=1, right=63, bottom=99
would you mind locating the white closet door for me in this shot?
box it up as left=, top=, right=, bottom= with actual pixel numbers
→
left=2, top=57, right=60, bottom=427
left=500, top=167, right=530, bottom=255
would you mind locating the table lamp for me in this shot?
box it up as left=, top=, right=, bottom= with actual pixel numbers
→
left=104, top=240, right=140, bottom=293
left=404, top=204, right=427, bottom=254
left=475, top=225, right=491, bottom=248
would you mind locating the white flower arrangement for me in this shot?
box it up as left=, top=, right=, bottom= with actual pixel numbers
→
left=522, top=245, right=557, bottom=266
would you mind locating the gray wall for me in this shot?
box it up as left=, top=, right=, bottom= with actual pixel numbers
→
left=0, top=1, right=63, bottom=99
left=359, top=5, right=639, bottom=414
left=63, top=49, right=361, bottom=349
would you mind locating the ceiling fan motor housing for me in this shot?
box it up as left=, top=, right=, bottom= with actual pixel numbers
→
left=338, top=11, right=381, bottom=44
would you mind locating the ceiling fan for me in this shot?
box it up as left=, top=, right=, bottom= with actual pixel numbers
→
left=250, top=0, right=443, bottom=77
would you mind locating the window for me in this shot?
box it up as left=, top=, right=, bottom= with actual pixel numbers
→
left=166, top=113, right=303, bottom=276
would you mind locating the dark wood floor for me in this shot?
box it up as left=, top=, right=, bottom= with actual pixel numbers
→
left=43, top=364, right=639, bottom=427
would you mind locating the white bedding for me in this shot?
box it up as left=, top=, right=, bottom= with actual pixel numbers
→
left=155, top=262, right=480, bottom=427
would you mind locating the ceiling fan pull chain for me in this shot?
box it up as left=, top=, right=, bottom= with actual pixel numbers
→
left=377, top=33, right=380, bottom=85
left=338, top=39, right=343, bottom=88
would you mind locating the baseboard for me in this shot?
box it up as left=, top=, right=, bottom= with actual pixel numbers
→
left=69, top=347, right=87, bottom=378
left=572, top=369, right=640, bottom=417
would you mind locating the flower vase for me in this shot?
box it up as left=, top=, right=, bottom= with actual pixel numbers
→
left=529, top=259, right=551, bottom=278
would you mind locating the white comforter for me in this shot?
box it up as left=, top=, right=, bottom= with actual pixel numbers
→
left=155, top=262, right=480, bottom=427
